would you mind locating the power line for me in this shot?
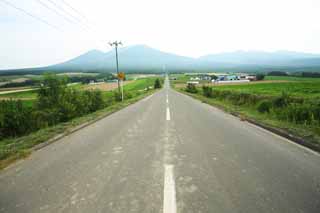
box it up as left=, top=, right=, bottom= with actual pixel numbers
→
left=44, top=0, right=90, bottom=31
left=60, top=0, right=90, bottom=24
left=57, top=0, right=107, bottom=40
left=35, top=0, right=77, bottom=26
left=0, top=0, right=62, bottom=31
left=2, top=0, right=108, bottom=49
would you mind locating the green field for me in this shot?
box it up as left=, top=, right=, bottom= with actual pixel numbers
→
left=213, top=81, right=320, bottom=98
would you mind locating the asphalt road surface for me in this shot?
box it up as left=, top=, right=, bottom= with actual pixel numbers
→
left=1, top=77, right=320, bottom=213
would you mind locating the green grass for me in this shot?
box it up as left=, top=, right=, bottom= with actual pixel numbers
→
left=123, top=77, right=160, bottom=91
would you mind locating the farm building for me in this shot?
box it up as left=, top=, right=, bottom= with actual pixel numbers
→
left=212, top=74, right=250, bottom=84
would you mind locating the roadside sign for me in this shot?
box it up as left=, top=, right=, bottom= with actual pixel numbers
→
left=118, top=72, right=125, bottom=80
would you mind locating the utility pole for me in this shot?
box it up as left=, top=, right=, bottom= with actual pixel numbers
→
left=109, top=41, right=122, bottom=95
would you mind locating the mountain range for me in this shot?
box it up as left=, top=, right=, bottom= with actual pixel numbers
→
left=2, top=45, right=320, bottom=74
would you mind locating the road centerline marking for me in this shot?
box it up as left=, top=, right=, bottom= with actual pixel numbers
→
left=166, top=107, right=171, bottom=121
left=163, top=164, right=177, bottom=213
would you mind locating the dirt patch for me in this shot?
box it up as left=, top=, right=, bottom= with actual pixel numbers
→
left=83, top=81, right=133, bottom=91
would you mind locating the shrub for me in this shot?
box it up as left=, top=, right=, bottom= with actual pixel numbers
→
left=202, top=86, right=213, bottom=97
left=257, top=100, right=272, bottom=113
left=186, top=84, right=198, bottom=93
left=0, top=100, right=33, bottom=137
left=113, top=91, right=133, bottom=102
left=273, top=92, right=290, bottom=108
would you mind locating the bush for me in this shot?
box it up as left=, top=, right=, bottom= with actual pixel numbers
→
left=202, top=86, right=213, bottom=97
left=0, top=100, right=33, bottom=137
left=113, top=91, right=133, bottom=102
left=154, top=79, right=162, bottom=89
left=257, top=100, right=272, bottom=113
left=272, top=92, right=290, bottom=108
left=186, top=84, right=198, bottom=93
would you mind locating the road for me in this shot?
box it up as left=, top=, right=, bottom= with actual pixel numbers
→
left=0, top=77, right=320, bottom=213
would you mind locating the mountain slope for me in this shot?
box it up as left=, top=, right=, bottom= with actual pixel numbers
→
left=198, top=50, right=320, bottom=65
left=47, top=45, right=196, bottom=73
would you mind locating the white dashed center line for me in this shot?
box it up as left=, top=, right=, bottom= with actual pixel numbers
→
left=166, top=107, right=171, bottom=121
left=163, top=164, right=177, bottom=213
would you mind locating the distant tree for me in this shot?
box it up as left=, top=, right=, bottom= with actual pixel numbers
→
left=301, top=72, right=320, bottom=78
left=37, top=73, right=68, bottom=110
left=154, top=79, right=162, bottom=89
left=211, top=75, right=218, bottom=80
left=267, top=71, right=288, bottom=76
left=186, top=84, right=198, bottom=93
left=256, top=74, right=265, bottom=81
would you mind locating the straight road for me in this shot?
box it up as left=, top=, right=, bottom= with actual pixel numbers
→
left=0, top=77, right=320, bottom=213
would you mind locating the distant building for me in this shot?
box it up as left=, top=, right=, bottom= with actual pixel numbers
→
left=246, top=75, right=257, bottom=81
left=212, top=74, right=249, bottom=84
left=187, top=81, right=199, bottom=85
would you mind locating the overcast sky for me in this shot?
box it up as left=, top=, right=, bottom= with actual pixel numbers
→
left=1, top=0, right=320, bottom=69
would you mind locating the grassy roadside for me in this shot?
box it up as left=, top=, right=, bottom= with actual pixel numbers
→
left=0, top=89, right=158, bottom=170
left=175, top=87, right=320, bottom=151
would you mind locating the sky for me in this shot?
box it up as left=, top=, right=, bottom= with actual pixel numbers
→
left=1, top=0, right=320, bottom=69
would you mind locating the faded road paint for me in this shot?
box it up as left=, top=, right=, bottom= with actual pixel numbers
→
left=163, top=164, right=177, bottom=213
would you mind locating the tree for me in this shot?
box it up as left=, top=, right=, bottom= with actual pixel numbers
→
left=186, top=83, right=198, bottom=93
left=154, top=79, right=162, bottom=89
left=256, top=74, right=265, bottom=81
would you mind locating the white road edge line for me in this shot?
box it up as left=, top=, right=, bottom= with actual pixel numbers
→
left=142, top=94, right=153, bottom=102
left=163, top=164, right=177, bottom=213
left=166, top=107, right=171, bottom=121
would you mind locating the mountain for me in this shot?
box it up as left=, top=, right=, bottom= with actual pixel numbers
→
left=198, top=50, right=320, bottom=66
left=1, top=46, right=320, bottom=74
left=46, top=45, right=196, bottom=73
